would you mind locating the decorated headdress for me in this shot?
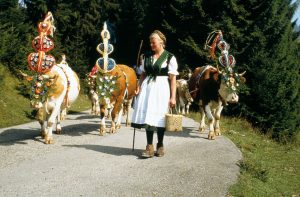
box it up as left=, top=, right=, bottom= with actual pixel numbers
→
left=204, top=30, right=246, bottom=92
left=27, top=12, right=56, bottom=74
left=95, top=22, right=116, bottom=73
left=204, top=30, right=236, bottom=72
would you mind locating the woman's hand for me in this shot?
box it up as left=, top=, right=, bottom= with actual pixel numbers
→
left=169, top=97, right=176, bottom=108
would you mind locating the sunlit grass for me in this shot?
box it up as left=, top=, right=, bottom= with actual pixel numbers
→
left=187, top=112, right=300, bottom=196
left=0, top=65, right=33, bottom=128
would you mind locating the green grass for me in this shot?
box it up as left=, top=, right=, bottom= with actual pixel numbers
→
left=0, top=64, right=91, bottom=128
left=68, top=93, right=91, bottom=113
left=0, top=65, right=33, bottom=128
left=187, top=112, right=300, bottom=197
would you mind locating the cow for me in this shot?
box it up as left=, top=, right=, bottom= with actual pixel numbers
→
left=188, top=65, right=245, bottom=140
left=21, top=56, right=80, bottom=144
left=86, top=73, right=100, bottom=116
left=178, top=67, right=192, bottom=80
left=91, top=23, right=137, bottom=136
left=22, top=12, right=80, bottom=144
left=94, top=64, right=137, bottom=135
left=176, top=79, right=193, bottom=114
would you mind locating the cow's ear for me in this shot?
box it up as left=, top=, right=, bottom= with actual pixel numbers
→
left=240, top=76, right=246, bottom=83
left=25, top=76, right=33, bottom=81
left=19, top=70, right=33, bottom=81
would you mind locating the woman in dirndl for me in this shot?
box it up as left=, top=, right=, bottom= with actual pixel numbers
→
left=131, top=30, right=179, bottom=158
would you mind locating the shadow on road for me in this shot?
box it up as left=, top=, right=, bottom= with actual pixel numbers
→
left=58, top=123, right=99, bottom=136
left=0, top=123, right=100, bottom=146
left=63, top=144, right=143, bottom=157
left=164, top=126, right=201, bottom=138
left=0, top=128, right=40, bottom=145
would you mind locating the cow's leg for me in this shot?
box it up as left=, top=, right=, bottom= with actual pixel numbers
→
left=56, top=110, right=62, bottom=134
left=204, top=105, right=215, bottom=140
left=95, top=99, right=100, bottom=116
left=110, top=100, right=123, bottom=133
left=115, top=105, right=123, bottom=130
left=125, top=99, right=132, bottom=127
left=44, top=103, right=62, bottom=144
left=199, top=107, right=206, bottom=133
left=39, top=120, right=46, bottom=138
left=99, top=103, right=107, bottom=136
left=182, top=105, right=186, bottom=115
left=99, top=116, right=106, bottom=136
left=186, top=102, right=191, bottom=114
left=180, top=98, right=185, bottom=114
left=214, top=105, right=223, bottom=136
left=37, top=108, right=46, bottom=137
left=91, top=100, right=95, bottom=115
left=60, top=107, right=67, bottom=120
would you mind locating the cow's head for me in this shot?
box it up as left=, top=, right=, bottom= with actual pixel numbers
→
left=179, top=80, right=193, bottom=103
left=86, top=74, right=97, bottom=94
left=20, top=71, right=56, bottom=109
left=218, top=69, right=246, bottom=104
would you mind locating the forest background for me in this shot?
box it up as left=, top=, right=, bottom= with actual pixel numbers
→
left=0, top=0, right=299, bottom=142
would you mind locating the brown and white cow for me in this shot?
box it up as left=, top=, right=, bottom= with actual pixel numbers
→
left=91, top=23, right=137, bottom=135
left=96, top=64, right=137, bottom=135
left=189, top=65, right=245, bottom=140
left=176, top=79, right=193, bottom=114
left=22, top=12, right=80, bottom=144
left=21, top=56, right=80, bottom=144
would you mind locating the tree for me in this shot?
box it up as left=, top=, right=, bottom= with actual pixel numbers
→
left=0, top=0, right=32, bottom=72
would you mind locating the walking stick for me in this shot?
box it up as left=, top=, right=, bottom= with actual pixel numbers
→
left=136, top=40, right=143, bottom=68
left=132, top=127, right=136, bottom=151
left=132, top=40, right=143, bottom=152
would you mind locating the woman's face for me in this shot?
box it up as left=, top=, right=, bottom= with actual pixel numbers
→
left=150, top=37, right=163, bottom=52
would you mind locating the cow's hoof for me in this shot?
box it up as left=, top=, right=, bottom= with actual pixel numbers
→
left=45, top=135, right=54, bottom=144
left=208, top=131, right=215, bottom=140
left=215, top=129, right=221, bottom=136
left=99, top=126, right=106, bottom=136
left=116, top=124, right=121, bottom=129
left=99, top=129, right=106, bottom=136
left=110, top=127, right=116, bottom=134
left=199, top=127, right=205, bottom=133
left=41, top=131, right=46, bottom=138
left=56, top=129, right=61, bottom=134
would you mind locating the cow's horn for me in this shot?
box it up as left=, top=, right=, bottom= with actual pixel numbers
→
left=42, top=74, right=57, bottom=81
left=239, top=71, right=246, bottom=76
left=19, top=70, right=28, bottom=77
left=42, top=75, right=50, bottom=79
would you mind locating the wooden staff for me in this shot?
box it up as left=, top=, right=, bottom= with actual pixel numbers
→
left=132, top=40, right=143, bottom=151
left=136, top=40, right=143, bottom=67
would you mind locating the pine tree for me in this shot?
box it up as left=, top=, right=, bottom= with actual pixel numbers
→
left=239, top=0, right=300, bottom=141
left=0, top=0, right=32, bottom=72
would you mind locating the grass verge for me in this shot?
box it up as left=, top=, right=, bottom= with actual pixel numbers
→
left=187, top=112, right=300, bottom=197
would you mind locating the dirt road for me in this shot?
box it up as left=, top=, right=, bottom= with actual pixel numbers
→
left=0, top=111, right=242, bottom=196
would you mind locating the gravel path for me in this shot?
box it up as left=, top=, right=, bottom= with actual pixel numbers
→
left=0, top=111, right=242, bottom=197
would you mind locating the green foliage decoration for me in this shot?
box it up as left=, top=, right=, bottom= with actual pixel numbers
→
left=96, top=72, right=119, bottom=103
